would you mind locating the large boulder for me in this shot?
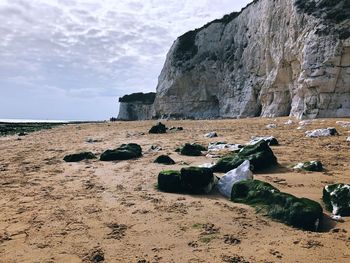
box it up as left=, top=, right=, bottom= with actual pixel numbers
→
left=100, top=143, right=142, bottom=161
left=180, top=167, right=215, bottom=194
left=212, top=140, right=277, bottom=172
left=149, top=122, right=167, bottom=134
left=157, top=167, right=216, bottom=194
left=63, top=152, right=96, bottom=162
left=158, top=170, right=183, bottom=193
left=179, top=143, right=207, bottom=156
left=231, top=180, right=323, bottom=231
left=323, top=184, right=350, bottom=216
left=154, top=155, right=175, bottom=165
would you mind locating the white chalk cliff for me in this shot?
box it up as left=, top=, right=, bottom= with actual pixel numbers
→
left=151, top=0, right=350, bottom=119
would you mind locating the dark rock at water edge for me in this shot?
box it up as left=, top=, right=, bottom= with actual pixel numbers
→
left=231, top=180, right=323, bottom=231
left=154, top=155, right=176, bottom=165
left=323, top=183, right=350, bottom=216
left=213, top=140, right=277, bottom=172
left=64, top=152, right=97, bottom=162
left=100, top=143, right=142, bottom=161
left=149, top=122, right=167, bottom=134
left=180, top=143, right=207, bottom=156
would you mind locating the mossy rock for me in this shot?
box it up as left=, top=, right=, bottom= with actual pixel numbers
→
left=180, top=143, right=207, bottom=156
left=180, top=167, right=214, bottom=194
left=213, top=140, right=277, bottom=172
left=100, top=143, right=142, bottom=161
left=231, top=180, right=323, bottom=231
left=157, top=170, right=183, bottom=193
left=154, top=155, right=175, bottom=165
left=64, top=152, right=96, bottom=162
left=323, top=184, right=350, bottom=216
left=149, top=122, right=167, bottom=134
left=294, top=161, right=323, bottom=172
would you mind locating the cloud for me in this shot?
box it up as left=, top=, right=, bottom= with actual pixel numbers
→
left=0, top=0, right=252, bottom=119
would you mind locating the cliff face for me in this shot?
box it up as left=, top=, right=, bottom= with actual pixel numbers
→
left=153, top=0, right=350, bottom=119
left=117, top=93, right=155, bottom=120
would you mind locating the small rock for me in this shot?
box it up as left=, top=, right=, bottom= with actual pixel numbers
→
left=154, top=155, right=175, bottom=165
left=266, top=123, right=277, bottom=129
left=63, top=152, right=96, bottom=162
left=169, top=126, right=183, bottom=131
left=100, top=143, right=142, bottom=161
left=293, top=161, right=323, bottom=172
left=284, top=119, right=293, bottom=125
left=249, top=136, right=279, bottom=146
left=323, top=183, right=350, bottom=216
left=205, top=132, right=218, bottom=138
left=179, top=143, right=207, bottom=156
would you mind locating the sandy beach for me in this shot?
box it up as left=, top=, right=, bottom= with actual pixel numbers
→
left=0, top=117, right=349, bottom=263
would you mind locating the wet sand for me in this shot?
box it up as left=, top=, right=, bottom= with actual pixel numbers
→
left=0, top=117, right=349, bottom=262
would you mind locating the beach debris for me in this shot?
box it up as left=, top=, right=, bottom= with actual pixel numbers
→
left=336, top=121, right=350, bottom=128
left=179, top=143, right=207, bottom=156
left=284, top=119, right=293, bottom=125
left=149, top=122, right=167, bottom=134
left=249, top=136, right=279, bottom=146
left=100, top=143, right=142, bottom=161
left=18, top=132, right=27, bottom=136
left=63, top=152, right=96, bottom=162
left=212, top=140, right=278, bottom=173
left=266, top=123, right=277, bottom=129
left=157, top=167, right=217, bottom=194
left=169, top=126, right=183, bottom=131
left=208, top=142, right=242, bottom=152
left=154, top=155, right=175, bottom=165
left=323, top=183, right=350, bottom=216
left=305, top=127, right=339, bottom=138
left=231, top=180, right=323, bottom=231
left=218, top=160, right=253, bottom=198
left=293, top=161, right=323, bottom=172
left=205, top=132, right=218, bottom=138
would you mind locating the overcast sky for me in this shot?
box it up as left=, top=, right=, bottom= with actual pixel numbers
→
left=0, top=0, right=251, bottom=120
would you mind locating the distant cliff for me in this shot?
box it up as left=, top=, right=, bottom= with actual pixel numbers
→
left=119, top=0, right=350, bottom=120
left=117, top=92, right=155, bottom=120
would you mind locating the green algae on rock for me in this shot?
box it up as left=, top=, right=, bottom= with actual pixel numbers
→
left=64, top=152, right=96, bottom=162
left=293, top=161, right=323, bottom=172
left=100, top=143, right=142, bottom=161
left=179, top=143, right=207, bottom=156
left=213, top=140, right=277, bottom=173
left=157, top=170, right=183, bottom=193
left=231, top=180, right=323, bottom=231
left=323, top=183, right=350, bottom=216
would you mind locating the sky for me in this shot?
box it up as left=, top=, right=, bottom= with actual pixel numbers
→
left=0, top=0, right=251, bottom=120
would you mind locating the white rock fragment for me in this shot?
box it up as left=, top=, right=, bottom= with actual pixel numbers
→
left=284, top=119, right=293, bottom=125
left=249, top=136, right=278, bottom=146
left=198, top=163, right=216, bottom=168
left=205, top=132, right=218, bottom=138
left=208, top=142, right=242, bottom=152
left=266, top=124, right=277, bottom=129
left=336, top=121, right=350, bottom=128
left=217, top=160, right=253, bottom=198
left=305, top=127, right=339, bottom=138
